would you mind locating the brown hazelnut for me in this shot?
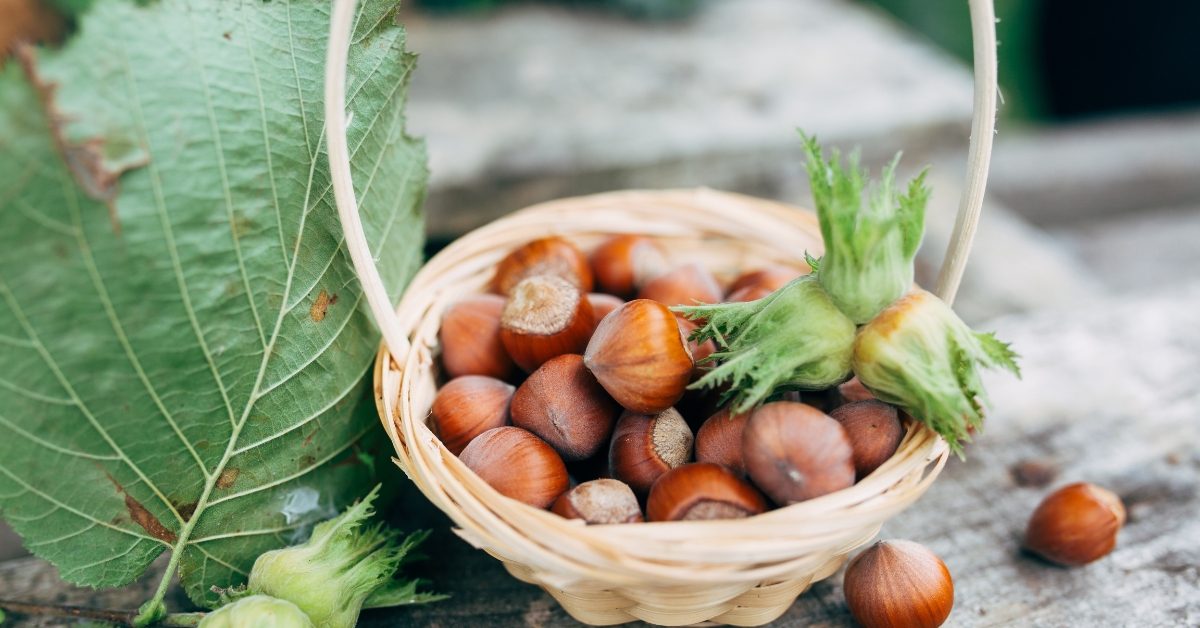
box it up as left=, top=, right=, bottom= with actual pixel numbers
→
left=511, top=354, right=620, bottom=461
left=551, top=479, right=643, bottom=524
left=725, top=284, right=775, bottom=303
left=742, top=401, right=855, bottom=504
left=637, top=263, right=723, bottom=308
left=837, top=376, right=877, bottom=404
left=608, top=408, right=693, bottom=495
left=831, top=400, right=904, bottom=480
left=844, top=540, right=954, bottom=628
left=431, top=375, right=514, bottom=455
left=500, top=275, right=595, bottom=372
left=1024, top=482, right=1125, bottom=566
left=694, top=408, right=750, bottom=476
left=646, top=462, right=767, bottom=521
left=725, top=265, right=804, bottom=301
left=589, top=235, right=668, bottom=297
left=676, top=317, right=716, bottom=375
left=587, top=293, right=625, bottom=323
left=583, top=299, right=693, bottom=414
left=492, top=236, right=593, bottom=295
left=439, top=294, right=517, bottom=380
left=458, top=426, right=569, bottom=509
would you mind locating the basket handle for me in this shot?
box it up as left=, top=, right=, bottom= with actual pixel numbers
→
left=324, top=0, right=999, bottom=360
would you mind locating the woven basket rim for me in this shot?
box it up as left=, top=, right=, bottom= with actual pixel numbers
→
left=374, top=188, right=950, bottom=588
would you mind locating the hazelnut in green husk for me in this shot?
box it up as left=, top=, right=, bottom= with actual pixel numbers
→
left=853, top=289, right=1020, bottom=453
left=198, top=595, right=314, bottom=628
left=802, top=132, right=929, bottom=324
left=676, top=274, right=856, bottom=413
left=234, top=486, right=442, bottom=628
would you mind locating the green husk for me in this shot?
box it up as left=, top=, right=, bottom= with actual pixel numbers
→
left=853, top=289, right=1020, bottom=454
left=676, top=275, right=856, bottom=413
left=221, top=486, right=444, bottom=628
left=802, top=132, right=930, bottom=324
left=198, top=595, right=314, bottom=628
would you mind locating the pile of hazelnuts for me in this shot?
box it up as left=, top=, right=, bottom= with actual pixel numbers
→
left=431, top=234, right=907, bottom=524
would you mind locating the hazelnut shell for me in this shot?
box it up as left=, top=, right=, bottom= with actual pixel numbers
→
left=831, top=400, right=904, bottom=479
left=637, top=263, right=723, bottom=308
left=844, top=540, right=954, bottom=628
left=458, top=426, right=569, bottom=509
left=431, top=375, right=514, bottom=455
left=587, top=293, right=625, bottom=323
left=608, top=408, right=693, bottom=495
left=511, top=354, right=620, bottom=461
left=492, top=236, right=593, bottom=295
left=646, top=462, right=767, bottom=522
left=694, top=408, right=750, bottom=476
left=742, top=401, right=855, bottom=504
left=726, top=265, right=805, bottom=297
left=551, top=479, right=643, bottom=524
left=589, top=235, right=667, bottom=297
left=1024, top=482, right=1125, bottom=566
left=439, top=295, right=517, bottom=380
left=584, top=299, right=693, bottom=414
left=500, top=275, right=595, bottom=372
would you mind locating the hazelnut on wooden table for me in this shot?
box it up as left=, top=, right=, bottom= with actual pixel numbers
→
left=844, top=540, right=954, bottom=628
left=1024, top=482, right=1126, bottom=566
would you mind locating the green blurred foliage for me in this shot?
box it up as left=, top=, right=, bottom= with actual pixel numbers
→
left=866, top=0, right=1045, bottom=120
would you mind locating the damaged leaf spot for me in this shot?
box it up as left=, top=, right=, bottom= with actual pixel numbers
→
left=15, top=44, right=149, bottom=236
left=217, top=467, right=240, bottom=489
left=309, top=290, right=338, bottom=322
left=104, top=472, right=176, bottom=543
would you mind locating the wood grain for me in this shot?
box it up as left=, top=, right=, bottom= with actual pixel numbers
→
left=3, top=285, right=1199, bottom=625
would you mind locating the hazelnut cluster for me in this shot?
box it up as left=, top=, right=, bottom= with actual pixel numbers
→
left=430, top=235, right=909, bottom=523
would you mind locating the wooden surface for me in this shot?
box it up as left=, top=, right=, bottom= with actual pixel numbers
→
left=3, top=285, right=1199, bottom=626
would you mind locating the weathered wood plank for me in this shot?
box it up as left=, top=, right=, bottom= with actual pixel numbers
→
left=3, top=286, right=1199, bottom=626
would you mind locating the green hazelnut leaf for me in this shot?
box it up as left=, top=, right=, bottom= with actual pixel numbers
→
left=0, top=0, right=425, bottom=616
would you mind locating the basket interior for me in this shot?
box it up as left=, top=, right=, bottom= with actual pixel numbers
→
left=374, top=189, right=948, bottom=589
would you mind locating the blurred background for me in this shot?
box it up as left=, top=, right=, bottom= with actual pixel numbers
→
left=3, top=0, right=1199, bottom=623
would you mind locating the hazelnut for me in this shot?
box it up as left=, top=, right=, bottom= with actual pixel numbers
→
left=637, top=263, right=723, bottom=308
left=439, top=294, right=517, bottom=380
left=830, top=400, right=904, bottom=479
left=589, top=235, right=667, bottom=297
left=726, top=265, right=805, bottom=296
left=844, top=540, right=954, bottom=628
left=694, top=408, right=750, bottom=476
left=646, top=462, right=767, bottom=521
left=492, top=236, right=593, bottom=295
left=551, top=479, right=643, bottom=524
left=458, top=426, right=569, bottom=509
left=583, top=299, right=693, bottom=413
left=677, top=317, right=716, bottom=375
left=586, top=293, right=625, bottom=323
left=431, top=375, right=514, bottom=455
left=725, top=284, right=775, bottom=303
left=837, top=376, right=876, bottom=404
left=511, top=354, right=620, bottom=461
left=1024, top=482, right=1125, bottom=566
left=742, top=401, right=855, bottom=504
left=500, top=275, right=595, bottom=372
left=608, top=408, right=693, bottom=495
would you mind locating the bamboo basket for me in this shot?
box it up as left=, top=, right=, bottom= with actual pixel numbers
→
left=325, top=0, right=999, bottom=624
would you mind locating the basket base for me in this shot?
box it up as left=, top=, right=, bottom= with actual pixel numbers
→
left=502, top=555, right=849, bottom=626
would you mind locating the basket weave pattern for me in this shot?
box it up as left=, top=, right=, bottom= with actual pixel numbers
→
left=374, top=189, right=949, bottom=626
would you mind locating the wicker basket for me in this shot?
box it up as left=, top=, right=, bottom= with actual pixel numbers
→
left=323, top=0, right=999, bottom=623
left=373, top=189, right=950, bottom=625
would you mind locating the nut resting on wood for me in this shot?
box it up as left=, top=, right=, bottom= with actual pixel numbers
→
left=1024, top=482, right=1126, bottom=566
left=843, top=540, right=955, bottom=628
